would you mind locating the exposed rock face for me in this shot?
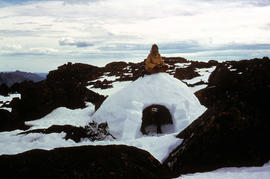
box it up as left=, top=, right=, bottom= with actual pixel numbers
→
left=10, top=80, right=104, bottom=122
left=0, top=145, right=169, bottom=178
left=0, top=83, right=9, bottom=96
left=163, top=57, right=270, bottom=177
left=141, top=104, right=173, bottom=134
left=0, top=109, right=29, bottom=132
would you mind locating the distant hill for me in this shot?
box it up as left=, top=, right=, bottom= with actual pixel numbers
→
left=0, top=71, right=46, bottom=87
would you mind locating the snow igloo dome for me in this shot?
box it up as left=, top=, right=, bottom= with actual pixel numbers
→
left=92, top=73, right=206, bottom=140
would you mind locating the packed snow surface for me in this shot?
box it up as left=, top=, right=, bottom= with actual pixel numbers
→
left=92, top=73, right=206, bottom=140
left=180, top=161, right=270, bottom=179
left=26, top=103, right=95, bottom=130
left=88, top=81, right=132, bottom=96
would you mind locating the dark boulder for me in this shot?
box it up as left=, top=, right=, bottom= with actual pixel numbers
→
left=0, top=83, right=9, bottom=96
left=47, top=62, right=103, bottom=85
left=0, top=109, right=29, bottom=132
left=163, top=57, right=188, bottom=65
left=163, top=57, right=270, bottom=177
left=174, top=67, right=200, bottom=80
left=189, top=60, right=218, bottom=69
left=0, top=145, right=169, bottom=178
left=141, top=104, right=173, bottom=134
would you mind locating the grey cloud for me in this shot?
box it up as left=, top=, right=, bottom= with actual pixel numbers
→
left=161, top=42, right=270, bottom=54
left=218, top=43, right=270, bottom=50
left=98, top=41, right=270, bottom=55
left=199, top=0, right=270, bottom=7
left=59, top=38, right=94, bottom=48
left=0, top=29, right=39, bottom=37
left=246, top=0, right=270, bottom=7
left=0, top=29, right=66, bottom=37
left=99, top=44, right=149, bottom=51
left=63, top=0, right=103, bottom=4
left=15, top=22, right=37, bottom=25
left=98, top=41, right=204, bottom=53
left=3, top=52, right=55, bottom=56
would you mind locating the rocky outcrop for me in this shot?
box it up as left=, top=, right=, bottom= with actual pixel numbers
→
left=0, top=63, right=107, bottom=132
left=174, top=67, right=200, bottom=80
left=0, top=83, right=9, bottom=96
left=163, top=57, right=270, bottom=177
left=0, top=145, right=169, bottom=178
left=173, top=60, right=218, bottom=80
left=19, top=122, right=114, bottom=143
left=0, top=109, right=29, bottom=132
left=47, top=62, right=103, bottom=85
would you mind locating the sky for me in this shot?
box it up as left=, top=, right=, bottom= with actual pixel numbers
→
left=0, top=0, right=270, bottom=72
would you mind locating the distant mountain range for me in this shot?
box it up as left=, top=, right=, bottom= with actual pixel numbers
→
left=0, top=71, right=47, bottom=87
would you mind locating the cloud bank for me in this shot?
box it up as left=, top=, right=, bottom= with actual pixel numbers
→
left=0, top=0, right=270, bottom=72
left=59, top=37, right=94, bottom=48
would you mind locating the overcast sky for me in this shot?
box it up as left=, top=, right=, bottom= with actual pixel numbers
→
left=0, top=0, right=270, bottom=72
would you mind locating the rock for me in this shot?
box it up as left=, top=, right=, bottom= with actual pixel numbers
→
left=163, top=57, right=188, bottom=64
left=0, top=83, right=9, bottom=96
left=141, top=104, right=173, bottom=134
left=163, top=57, right=270, bottom=177
left=174, top=67, right=200, bottom=80
left=2, top=63, right=106, bottom=131
left=19, top=121, right=114, bottom=142
left=0, top=145, right=169, bottom=178
left=189, top=60, right=218, bottom=69
left=47, top=62, right=103, bottom=85
left=0, top=109, right=29, bottom=132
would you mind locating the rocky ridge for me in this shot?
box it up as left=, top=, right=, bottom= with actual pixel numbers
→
left=163, top=57, right=270, bottom=177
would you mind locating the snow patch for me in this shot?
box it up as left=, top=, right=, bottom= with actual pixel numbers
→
left=26, top=102, right=95, bottom=130
left=180, top=161, right=270, bottom=179
left=88, top=81, right=132, bottom=96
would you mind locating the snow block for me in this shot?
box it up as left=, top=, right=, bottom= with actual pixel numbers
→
left=92, top=73, right=206, bottom=140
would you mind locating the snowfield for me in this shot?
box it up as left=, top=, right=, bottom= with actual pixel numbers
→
left=180, top=161, right=270, bottom=179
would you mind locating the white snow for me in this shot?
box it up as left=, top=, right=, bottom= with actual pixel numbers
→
left=179, top=161, right=270, bottom=179
left=25, top=102, right=95, bottom=129
left=175, top=63, right=191, bottom=68
left=92, top=73, right=206, bottom=140
left=91, top=75, right=119, bottom=82
left=0, top=130, right=77, bottom=155
left=0, top=93, right=21, bottom=111
left=190, top=84, right=208, bottom=93
left=0, top=93, right=21, bottom=105
left=183, top=66, right=216, bottom=85
left=88, top=81, right=132, bottom=96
